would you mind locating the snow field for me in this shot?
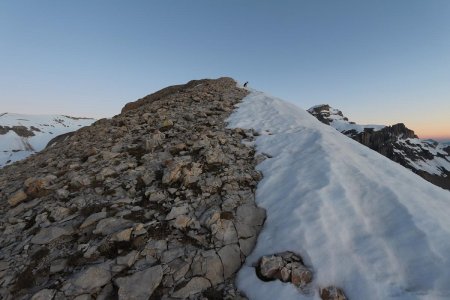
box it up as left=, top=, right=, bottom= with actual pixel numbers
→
left=228, top=90, right=450, bottom=299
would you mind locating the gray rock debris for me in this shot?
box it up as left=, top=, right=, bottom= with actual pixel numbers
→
left=0, top=77, right=264, bottom=299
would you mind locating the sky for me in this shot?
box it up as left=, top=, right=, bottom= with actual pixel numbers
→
left=1, top=1, right=449, bottom=141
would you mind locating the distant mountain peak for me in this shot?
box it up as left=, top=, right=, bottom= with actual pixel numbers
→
left=308, top=104, right=449, bottom=190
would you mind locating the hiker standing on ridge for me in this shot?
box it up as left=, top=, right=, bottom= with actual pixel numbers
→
left=243, top=81, right=248, bottom=87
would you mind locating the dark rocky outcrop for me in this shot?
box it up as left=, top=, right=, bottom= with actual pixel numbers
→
left=309, top=104, right=450, bottom=191
left=0, top=78, right=266, bottom=299
left=46, top=132, right=76, bottom=149
left=0, top=125, right=36, bottom=137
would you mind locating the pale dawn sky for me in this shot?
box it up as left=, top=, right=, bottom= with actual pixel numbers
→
left=0, top=0, right=449, bottom=140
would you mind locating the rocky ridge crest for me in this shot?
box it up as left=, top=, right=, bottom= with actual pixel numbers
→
left=0, top=78, right=265, bottom=299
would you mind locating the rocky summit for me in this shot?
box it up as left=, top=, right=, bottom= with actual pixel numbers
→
left=0, top=78, right=266, bottom=299
left=308, top=104, right=450, bottom=190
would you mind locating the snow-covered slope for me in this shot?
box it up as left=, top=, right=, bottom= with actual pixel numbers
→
left=0, top=113, right=95, bottom=168
left=228, top=90, right=450, bottom=299
left=308, top=105, right=450, bottom=190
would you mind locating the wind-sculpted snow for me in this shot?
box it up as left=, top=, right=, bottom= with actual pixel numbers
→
left=228, top=90, right=450, bottom=299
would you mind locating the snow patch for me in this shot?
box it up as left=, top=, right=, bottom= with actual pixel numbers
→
left=228, top=90, right=450, bottom=299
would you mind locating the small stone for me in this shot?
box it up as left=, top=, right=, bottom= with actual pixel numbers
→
left=56, top=188, right=70, bottom=199
left=172, top=277, right=211, bottom=298
left=290, top=262, right=313, bottom=288
left=166, top=205, right=189, bottom=220
left=259, top=255, right=284, bottom=279
left=205, top=147, right=226, bottom=165
left=8, top=189, right=27, bottom=206
left=50, top=259, right=68, bottom=273
left=111, top=228, right=133, bottom=242
left=320, top=286, right=347, bottom=300
left=116, top=250, right=138, bottom=267
left=172, top=215, right=192, bottom=229
left=115, top=265, right=163, bottom=300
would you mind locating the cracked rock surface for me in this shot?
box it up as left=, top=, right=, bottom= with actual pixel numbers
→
left=0, top=77, right=265, bottom=299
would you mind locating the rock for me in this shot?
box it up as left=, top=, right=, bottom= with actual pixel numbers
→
left=62, top=263, right=112, bottom=296
left=171, top=215, right=192, bottom=230
left=73, top=295, right=92, bottom=300
left=145, top=240, right=167, bottom=259
left=166, top=205, right=189, bottom=220
left=182, top=163, right=203, bottom=185
left=24, top=177, right=53, bottom=198
left=93, top=217, right=132, bottom=235
left=31, top=226, right=73, bottom=244
left=203, top=251, right=224, bottom=285
left=31, top=289, right=56, bottom=300
left=97, top=284, right=114, bottom=300
left=259, top=255, right=284, bottom=279
left=50, top=259, right=68, bottom=273
left=50, top=206, right=72, bottom=221
left=115, top=265, right=163, bottom=300
left=55, top=188, right=70, bottom=199
left=218, top=244, right=241, bottom=279
left=290, top=262, right=313, bottom=287
left=172, top=277, right=211, bottom=298
left=205, top=147, right=226, bottom=165
left=111, top=228, right=133, bottom=242
left=162, top=159, right=184, bottom=184
left=116, top=250, right=139, bottom=267
left=236, top=204, right=266, bottom=227
left=80, top=211, right=107, bottom=229
left=211, top=219, right=238, bottom=245
left=161, top=247, right=185, bottom=264
left=7, top=189, right=27, bottom=206
left=238, top=236, right=257, bottom=256
left=280, top=267, right=291, bottom=282
left=320, top=286, right=347, bottom=300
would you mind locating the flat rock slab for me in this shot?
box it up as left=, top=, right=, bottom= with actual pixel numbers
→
left=31, top=226, right=73, bottom=244
left=115, top=265, right=163, bottom=300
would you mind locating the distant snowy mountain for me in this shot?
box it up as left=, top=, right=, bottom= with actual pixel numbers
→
left=229, top=90, right=450, bottom=300
left=308, top=105, right=450, bottom=190
left=0, top=113, right=95, bottom=168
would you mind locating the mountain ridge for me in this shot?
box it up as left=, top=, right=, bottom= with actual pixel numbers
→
left=1, top=79, right=450, bottom=299
left=308, top=104, right=450, bottom=190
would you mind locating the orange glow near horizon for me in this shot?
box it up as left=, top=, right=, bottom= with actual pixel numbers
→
left=408, top=122, right=450, bottom=141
